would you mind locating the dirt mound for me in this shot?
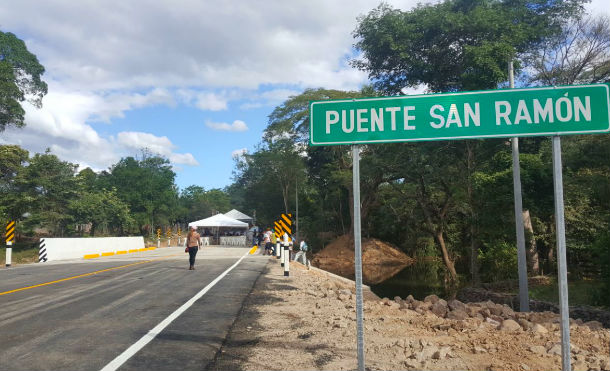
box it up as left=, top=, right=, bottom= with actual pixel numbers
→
left=311, top=234, right=413, bottom=284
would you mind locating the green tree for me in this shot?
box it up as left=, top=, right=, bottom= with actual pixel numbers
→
left=15, top=150, right=78, bottom=235
left=76, top=167, right=100, bottom=193
left=178, top=185, right=231, bottom=223
left=69, top=188, right=133, bottom=236
left=265, top=88, right=385, bottom=236
left=526, top=15, right=610, bottom=85
left=0, top=31, right=48, bottom=132
left=351, top=0, right=586, bottom=283
left=103, top=154, right=178, bottom=234
left=0, top=145, right=29, bottom=229
left=232, top=139, right=305, bottom=226
left=352, top=0, right=584, bottom=94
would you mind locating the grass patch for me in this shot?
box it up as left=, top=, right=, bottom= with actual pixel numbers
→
left=512, top=277, right=605, bottom=308
left=0, top=245, right=39, bottom=266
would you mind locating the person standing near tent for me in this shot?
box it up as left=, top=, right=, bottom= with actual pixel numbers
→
left=270, top=229, right=277, bottom=255
left=294, top=239, right=309, bottom=265
left=263, top=228, right=272, bottom=255
left=186, top=226, right=201, bottom=270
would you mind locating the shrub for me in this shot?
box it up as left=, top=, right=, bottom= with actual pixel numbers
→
left=591, top=232, right=610, bottom=308
left=478, top=241, right=518, bottom=282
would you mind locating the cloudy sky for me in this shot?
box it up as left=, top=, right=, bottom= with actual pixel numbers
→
left=0, top=0, right=607, bottom=190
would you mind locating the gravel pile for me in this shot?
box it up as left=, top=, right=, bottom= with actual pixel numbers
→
left=215, top=260, right=610, bottom=371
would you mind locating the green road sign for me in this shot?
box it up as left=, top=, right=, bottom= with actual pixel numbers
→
left=309, top=84, right=610, bottom=146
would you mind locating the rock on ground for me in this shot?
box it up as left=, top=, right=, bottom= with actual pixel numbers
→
left=210, top=258, right=610, bottom=371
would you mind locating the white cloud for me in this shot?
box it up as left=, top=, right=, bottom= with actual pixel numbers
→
left=3, top=0, right=608, bottom=96
left=231, top=148, right=248, bottom=159
left=401, top=84, right=428, bottom=95
left=0, top=92, right=119, bottom=169
left=0, top=0, right=429, bottom=94
left=176, top=89, right=232, bottom=111
left=195, top=92, right=228, bottom=111
left=0, top=91, right=198, bottom=171
left=93, top=88, right=176, bottom=122
left=205, top=120, right=248, bottom=132
left=240, top=88, right=302, bottom=109
left=116, top=131, right=199, bottom=166
left=116, top=132, right=174, bottom=156
left=169, top=153, right=199, bottom=166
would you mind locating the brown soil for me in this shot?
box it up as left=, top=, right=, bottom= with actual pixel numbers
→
left=311, top=235, right=414, bottom=285
left=213, top=259, right=610, bottom=371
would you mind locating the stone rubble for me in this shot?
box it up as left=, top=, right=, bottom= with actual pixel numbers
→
left=233, top=261, right=610, bottom=371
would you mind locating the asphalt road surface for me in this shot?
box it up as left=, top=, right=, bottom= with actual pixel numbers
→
left=0, top=246, right=267, bottom=371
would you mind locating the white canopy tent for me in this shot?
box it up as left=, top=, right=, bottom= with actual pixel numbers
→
left=224, top=209, right=253, bottom=225
left=188, top=214, right=248, bottom=246
left=188, top=213, right=248, bottom=228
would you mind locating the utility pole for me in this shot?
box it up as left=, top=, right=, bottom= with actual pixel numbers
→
left=294, top=176, right=301, bottom=244
left=352, top=145, right=365, bottom=371
left=509, top=58, right=530, bottom=312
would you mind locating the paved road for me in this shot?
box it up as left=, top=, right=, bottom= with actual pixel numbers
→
left=0, top=246, right=267, bottom=371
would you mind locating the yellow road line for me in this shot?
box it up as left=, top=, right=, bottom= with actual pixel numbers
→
left=101, top=252, right=115, bottom=257
left=128, top=249, right=138, bottom=253
left=249, top=245, right=258, bottom=255
left=84, top=254, right=100, bottom=259
left=0, top=254, right=181, bottom=297
left=116, top=251, right=127, bottom=255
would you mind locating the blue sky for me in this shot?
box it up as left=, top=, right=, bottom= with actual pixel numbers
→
left=0, top=0, right=607, bottom=191
left=97, top=92, right=276, bottom=189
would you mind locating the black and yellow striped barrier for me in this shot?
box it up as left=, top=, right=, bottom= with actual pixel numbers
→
left=5, top=221, right=15, bottom=245
left=5, top=221, right=15, bottom=267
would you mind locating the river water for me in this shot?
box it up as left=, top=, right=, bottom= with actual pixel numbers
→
left=370, top=259, right=449, bottom=300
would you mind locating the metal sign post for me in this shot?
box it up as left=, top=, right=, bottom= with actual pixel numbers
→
left=308, top=84, right=610, bottom=371
left=552, top=136, right=571, bottom=371
left=509, top=60, right=529, bottom=311
left=352, top=145, right=365, bottom=371
left=294, top=177, right=301, bottom=244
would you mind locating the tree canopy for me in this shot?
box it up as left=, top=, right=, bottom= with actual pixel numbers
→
left=352, top=0, right=585, bottom=93
left=0, top=31, right=48, bottom=132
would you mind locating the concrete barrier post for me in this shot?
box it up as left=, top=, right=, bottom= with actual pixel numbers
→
left=284, top=245, right=290, bottom=277
left=167, top=238, right=171, bottom=247
left=5, top=242, right=12, bottom=267
left=276, top=242, right=280, bottom=259
left=38, top=239, right=47, bottom=262
left=157, top=238, right=160, bottom=248
left=280, top=243, right=284, bottom=267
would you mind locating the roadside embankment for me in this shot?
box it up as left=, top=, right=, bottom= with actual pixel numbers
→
left=0, top=246, right=38, bottom=266
left=212, top=258, right=610, bottom=371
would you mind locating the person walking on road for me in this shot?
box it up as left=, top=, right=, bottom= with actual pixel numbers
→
left=186, top=226, right=201, bottom=270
